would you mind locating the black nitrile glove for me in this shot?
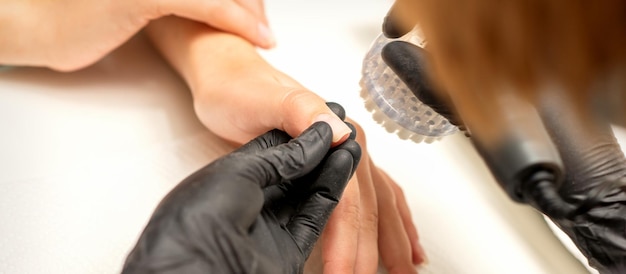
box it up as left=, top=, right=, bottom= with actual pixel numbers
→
left=537, top=91, right=626, bottom=273
left=122, top=120, right=361, bottom=274
left=382, top=0, right=419, bottom=39
left=381, top=37, right=626, bottom=273
left=380, top=40, right=464, bottom=130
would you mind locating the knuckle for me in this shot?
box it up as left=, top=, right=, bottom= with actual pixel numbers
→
left=392, top=186, right=407, bottom=205
left=393, top=182, right=406, bottom=197
left=279, top=88, right=324, bottom=131
left=375, top=179, right=398, bottom=205
left=361, top=210, right=380, bottom=233
left=384, top=187, right=399, bottom=205
left=281, top=88, right=321, bottom=114
left=334, top=201, right=361, bottom=231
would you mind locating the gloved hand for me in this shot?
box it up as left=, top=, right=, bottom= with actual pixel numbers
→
left=380, top=9, right=626, bottom=272
left=536, top=90, right=626, bottom=274
left=122, top=121, right=361, bottom=274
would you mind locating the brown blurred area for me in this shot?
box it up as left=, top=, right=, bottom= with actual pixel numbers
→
left=393, top=0, right=626, bottom=137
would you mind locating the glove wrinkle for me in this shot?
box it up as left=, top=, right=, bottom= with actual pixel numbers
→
left=288, top=148, right=357, bottom=256
left=236, top=129, right=292, bottom=154
left=533, top=90, right=626, bottom=272
left=257, top=122, right=332, bottom=180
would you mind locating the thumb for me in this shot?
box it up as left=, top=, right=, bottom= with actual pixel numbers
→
left=278, top=89, right=353, bottom=146
left=152, top=0, right=275, bottom=49
left=288, top=145, right=359, bottom=257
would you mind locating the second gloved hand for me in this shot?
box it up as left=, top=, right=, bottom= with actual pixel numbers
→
left=122, top=121, right=361, bottom=274
left=381, top=33, right=626, bottom=273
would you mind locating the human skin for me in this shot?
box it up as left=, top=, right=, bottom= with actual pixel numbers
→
left=145, top=16, right=427, bottom=274
left=0, top=0, right=274, bottom=71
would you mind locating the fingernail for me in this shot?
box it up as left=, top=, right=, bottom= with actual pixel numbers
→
left=258, top=23, right=276, bottom=48
left=314, top=113, right=352, bottom=144
left=414, top=241, right=429, bottom=265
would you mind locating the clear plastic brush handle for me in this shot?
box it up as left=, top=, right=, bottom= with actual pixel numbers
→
left=359, top=28, right=459, bottom=143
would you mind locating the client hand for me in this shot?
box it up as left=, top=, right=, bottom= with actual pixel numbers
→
left=1, top=0, right=273, bottom=71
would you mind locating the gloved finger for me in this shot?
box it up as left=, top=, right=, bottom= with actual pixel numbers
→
left=288, top=139, right=362, bottom=257
left=238, top=107, right=347, bottom=158
left=381, top=40, right=463, bottom=127
left=326, top=102, right=347, bottom=120
left=369, top=160, right=418, bottom=274
left=334, top=138, right=362, bottom=175
left=217, top=122, right=333, bottom=228
left=321, top=176, right=360, bottom=274
left=383, top=0, right=420, bottom=38
left=345, top=122, right=358, bottom=141
left=154, top=0, right=275, bottom=49
left=537, top=89, right=626, bottom=272
left=262, top=181, right=295, bottom=224
left=236, top=129, right=292, bottom=154
left=246, top=121, right=333, bottom=187
left=263, top=139, right=361, bottom=223
left=264, top=122, right=358, bottom=205
left=325, top=102, right=355, bottom=146
left=537, top=89, right=626, bottom=198
left=384, top=171, right=427, bottom=265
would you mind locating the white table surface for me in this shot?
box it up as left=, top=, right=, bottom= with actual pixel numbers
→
left=0, top=0, right=597, bottom=273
